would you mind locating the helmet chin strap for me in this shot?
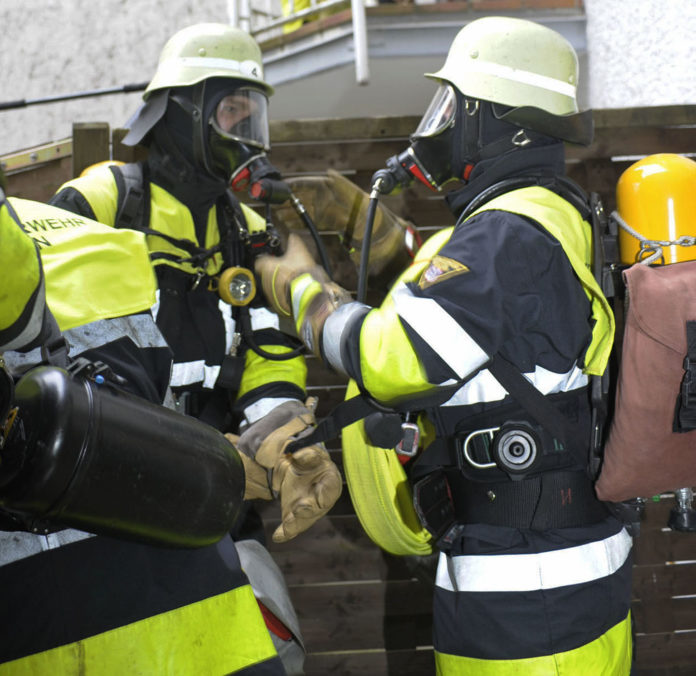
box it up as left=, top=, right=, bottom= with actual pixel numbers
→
left=452, top=97, right=548, bottom=184
left=191, top=81, right=221, bottom=181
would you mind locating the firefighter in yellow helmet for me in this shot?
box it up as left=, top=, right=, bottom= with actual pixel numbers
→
left=49, top=26, right=340, bottom=668
left=256, top=16, right=633, bottom=674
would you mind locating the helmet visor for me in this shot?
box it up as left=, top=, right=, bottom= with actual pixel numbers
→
left=412, top=85, right=457, bottom=139
left=209, top=88, right=270, bottom=151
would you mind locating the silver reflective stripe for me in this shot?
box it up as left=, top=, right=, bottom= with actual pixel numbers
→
left=243, top=396, right=299, bottom=426
left=391, top=283, right=488, bottom=380
left=466, top=59, right=577, bottom=98
left=170, top=360, right=220, bottom=389
left=442, top=363, right=588, bottom=407
left=2, top=314, right=168, bottom=373
left=0, top=278, right=47, bottom=352
left=290, top=275, right=315, bottom=321
left=65, top=315, right=168, bottom=356
left=0, top=529, right=95, bottom=567
left=436, top=528, right=632, bottom=593
left=219, top=299, right=237, bottom=353
left=151, top=288, right=161, bottom=321
left=322, top=301, right=370, bottom=375
left=249, top=306, right=280, bottom=331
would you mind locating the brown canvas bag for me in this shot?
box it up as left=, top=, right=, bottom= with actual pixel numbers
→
left=596, top=260, right=696, bottom=502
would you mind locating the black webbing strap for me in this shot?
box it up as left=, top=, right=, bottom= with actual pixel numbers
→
left=676, top=320, right=696, bottom=432
left=284, top=393, right=380, bottom=453
left=284, top=377, right=470, bottom=454
left=111, top=163, right=221, bottom=267
left=486, top=353, right=590, bottom=475
left=444, top=467, right=608, bottom=530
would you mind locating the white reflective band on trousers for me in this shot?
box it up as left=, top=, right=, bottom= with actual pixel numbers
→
left=391, top=283, right=489, bottom=380
left=436, top=528, right=632, bottom=593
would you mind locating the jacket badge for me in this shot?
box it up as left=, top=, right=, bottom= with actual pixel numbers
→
left=418, top=255, right=469, bottom=289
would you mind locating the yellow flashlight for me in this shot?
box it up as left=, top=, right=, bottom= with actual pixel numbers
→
left=218, top=267, right=256, bottom=306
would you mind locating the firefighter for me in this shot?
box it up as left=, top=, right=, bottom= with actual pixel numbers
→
left=255, top=16, right=633, bottom=674
left=0, top=175, right=59, bottom=353
left=0, top=177, right=324, bottom=674
left=50, top=23, right=341, bottom=544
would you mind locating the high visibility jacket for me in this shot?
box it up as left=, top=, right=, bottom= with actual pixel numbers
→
left=319, top=185, right=632, bottom=673
left=2, top=196, right=170, bottom=401
left=8, top=196, right=156, bottom=331
left=0, top=197, right=287, bottom=674
left=52, top=166, right=307, bottom=428
left=0, top=191, right=50, bottom=351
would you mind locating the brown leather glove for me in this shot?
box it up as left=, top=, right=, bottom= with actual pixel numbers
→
left=227, top=398, right=342, bottom=543
left=255, top=234, right=352, bottom=356
left=255, top=232, right=330, bottom=317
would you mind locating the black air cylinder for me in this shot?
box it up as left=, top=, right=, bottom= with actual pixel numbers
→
left=0, top=366, right=245, bottom=548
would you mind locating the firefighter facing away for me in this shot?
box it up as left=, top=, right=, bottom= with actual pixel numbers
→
left=256, top=16, right=633, bottom=674
left=0, top=181, right=303, bottom=673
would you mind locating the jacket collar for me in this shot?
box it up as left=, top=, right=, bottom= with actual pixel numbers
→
left=445, top=142, right=566, bottom=219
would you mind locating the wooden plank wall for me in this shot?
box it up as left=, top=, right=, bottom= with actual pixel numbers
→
left=3, top=105, right=696, bottom=674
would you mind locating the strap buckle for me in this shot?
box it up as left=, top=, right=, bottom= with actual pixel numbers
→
left=458, top=427, right=499, bottom=469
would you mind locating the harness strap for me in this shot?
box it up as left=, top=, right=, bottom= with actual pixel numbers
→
left=446, top=468, right=608, bottom=530
left=111, top=162, right=222, bottom=267
left=413, top=468, right=608, bottom=543
left=677, top=320, right=696, bottom=432
left=487, top=353, right=590, bottom=475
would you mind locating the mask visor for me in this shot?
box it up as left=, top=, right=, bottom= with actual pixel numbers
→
left=412, top=85, right=457, bottom=139
left=209, top=88, right=270, bottom=151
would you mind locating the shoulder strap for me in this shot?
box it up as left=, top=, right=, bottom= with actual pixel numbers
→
left=486, top=354, right=591, bottom=474
left=111, top=162, right=150, bottom=231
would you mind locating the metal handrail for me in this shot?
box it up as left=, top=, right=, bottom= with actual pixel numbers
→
left=231, top=0, right=369, bottom=84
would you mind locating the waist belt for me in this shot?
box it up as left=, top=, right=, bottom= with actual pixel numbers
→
left=413, top=469, right=609, bottom=545
left=450, top=468, right=607, bottom=529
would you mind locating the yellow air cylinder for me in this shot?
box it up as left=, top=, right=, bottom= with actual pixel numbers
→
left=616, top=153, right=696, bottom=265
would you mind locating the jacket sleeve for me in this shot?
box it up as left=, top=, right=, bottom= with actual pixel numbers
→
left=0, top=197, right=59, bottom=352
left=321, top=211, right=590, bottom=405
left=49, top=168, right=120, bottom=226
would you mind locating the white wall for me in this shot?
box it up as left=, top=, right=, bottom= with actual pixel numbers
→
left=0, top=0, right=231, bottom=155
left=585, top=0, right=696, bottom=108
left=2, top=0, right=695, bottom=157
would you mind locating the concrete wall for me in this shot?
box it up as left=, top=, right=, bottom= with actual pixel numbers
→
left=585, top=0, right=696, bottom=108
left=1, top=0, right=695, bottom=156
left=0, top=0, right=232, bottom=155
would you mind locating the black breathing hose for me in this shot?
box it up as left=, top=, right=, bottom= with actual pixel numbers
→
left=289, top=194, right=333, bottom=279
left=356, top=179, right=384, bottom=303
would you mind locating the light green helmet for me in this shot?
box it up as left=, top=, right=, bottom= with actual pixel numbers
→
left=428, top=16, right=578, bottom=115
left=144, top=23, right=273, bottom=98
left=425, top=16, right=591, bottom=144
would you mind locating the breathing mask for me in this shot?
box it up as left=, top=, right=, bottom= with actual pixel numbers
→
left=373, top=85, right=528, bottom=195
left=200, top=83, right=270, bottom=184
